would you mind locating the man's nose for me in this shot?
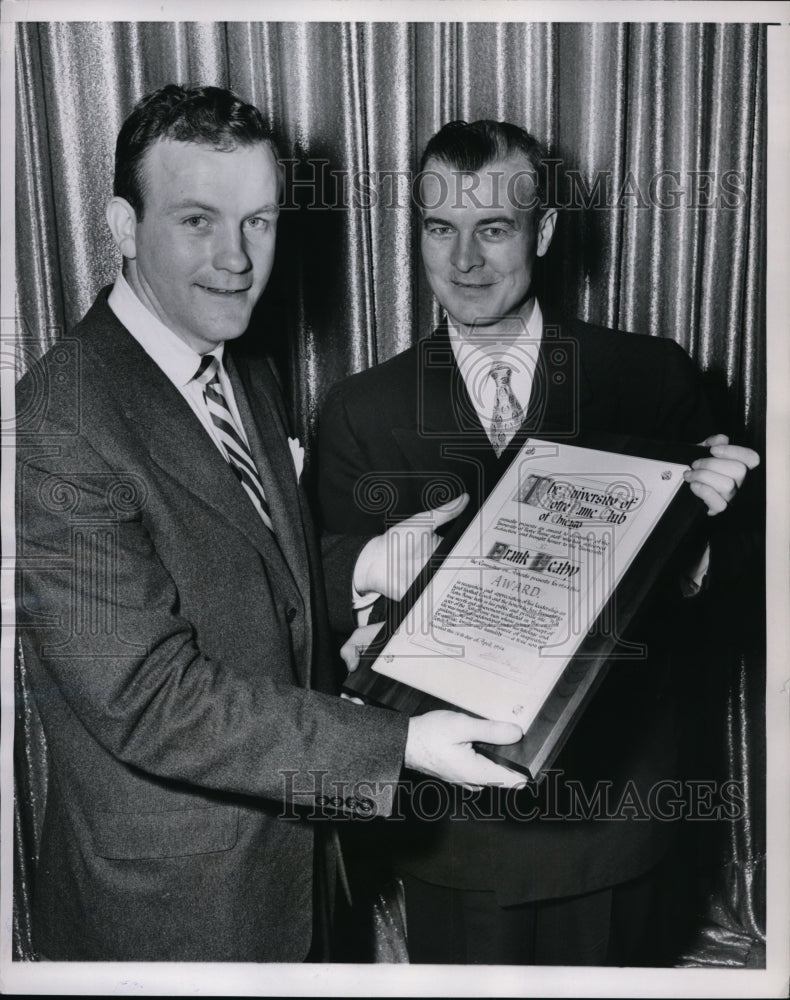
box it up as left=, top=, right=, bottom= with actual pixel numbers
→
left=213, top=226, right=252, bottom=273
left=450, top=232, right=483, bottom=272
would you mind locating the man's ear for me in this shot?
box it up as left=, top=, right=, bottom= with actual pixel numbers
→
left=535, top=208, right=557, bottom=258
left=106, top=197, right=138, bottom=260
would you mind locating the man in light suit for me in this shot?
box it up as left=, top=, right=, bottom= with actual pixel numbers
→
left=15, top=90, right=528, bottom=962
left=318, top=120, right=760, bottom=965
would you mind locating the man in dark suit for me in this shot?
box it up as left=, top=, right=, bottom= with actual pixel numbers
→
left=15, top=91, right=528, bottom=963
left=318, top=120, right=759, bottom=965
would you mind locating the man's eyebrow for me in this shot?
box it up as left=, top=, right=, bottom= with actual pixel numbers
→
left=422, top=214, right=519, bottom=228
left=247, top=204, right=280, bottom=215
left=166, top=200, right=280, bottom=214
left=475, top=215, right=518, bottom=227
left=167, top=200, right=220, bottom=214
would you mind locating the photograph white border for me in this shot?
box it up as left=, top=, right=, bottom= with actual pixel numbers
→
left=1, top=2, right=787, bottom=996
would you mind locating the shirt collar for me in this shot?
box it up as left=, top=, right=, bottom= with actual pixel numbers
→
left=447, top=298, right=543, bottom=383
left=108, top=272, right=224, bottom=387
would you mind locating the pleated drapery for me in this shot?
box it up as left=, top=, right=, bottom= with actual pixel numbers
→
left=13, top=20, right=766, bottom=966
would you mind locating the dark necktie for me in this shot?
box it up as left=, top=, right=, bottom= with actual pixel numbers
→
left=488, top=362, right=524, bottom=457
left=193, top=355, right=273, bottom=530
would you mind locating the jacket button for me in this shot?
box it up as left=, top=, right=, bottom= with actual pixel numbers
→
left=286, top=607, right=297, bottom=623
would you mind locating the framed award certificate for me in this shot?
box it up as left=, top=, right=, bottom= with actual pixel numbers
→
left=343, top=434, right=709, bottom=779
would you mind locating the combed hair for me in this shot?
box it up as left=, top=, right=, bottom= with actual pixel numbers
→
left=418, top=119, right=553, bottom=213
left=114, top=84, right=276, bottom=218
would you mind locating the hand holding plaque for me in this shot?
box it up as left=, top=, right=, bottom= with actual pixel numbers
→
left=344, top=435, right=710, bottom=779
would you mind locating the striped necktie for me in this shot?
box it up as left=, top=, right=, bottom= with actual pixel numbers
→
left=194, top=355, right=273, bottom=530
left=489, top=362, right=524, bottom=458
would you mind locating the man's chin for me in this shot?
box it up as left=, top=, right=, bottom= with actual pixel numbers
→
left=202, top=307, right=257, bottom=342
left=211, top=325, right=250, bottom=343
left=443, top=296, right=533, bottom=332
left=446, top=309, right=500, bottom=330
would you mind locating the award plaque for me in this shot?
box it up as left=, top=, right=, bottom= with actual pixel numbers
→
left=343, top=434, right=709, bottom=780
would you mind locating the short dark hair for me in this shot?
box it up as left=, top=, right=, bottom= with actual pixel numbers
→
left=114, top=84, right=276, bottom=218
left=417, top=119, right=553, bottom=214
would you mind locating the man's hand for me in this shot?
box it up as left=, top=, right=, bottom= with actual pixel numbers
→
left=684, top=434, right=760, bottom=515
left=353, top=493, right=470, bottom=601
left=340, top=622, right=385, bottom=673
left=405, top=710, right=526, bottom=790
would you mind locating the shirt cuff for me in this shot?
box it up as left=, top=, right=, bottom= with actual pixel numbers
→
left=352, top=582, right=380, bottom=624
left=679, top=544, right=711, bottom=598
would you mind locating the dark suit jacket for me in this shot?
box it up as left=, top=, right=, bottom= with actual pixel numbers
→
left=317, top=309, right=715, bottom=906
left=15, top=290, right=409, bottom=961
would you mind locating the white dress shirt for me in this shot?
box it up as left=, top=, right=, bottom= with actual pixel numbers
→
left=448, top=299, right=543, bottom=450
left=108, top=272, right=253, bottom=459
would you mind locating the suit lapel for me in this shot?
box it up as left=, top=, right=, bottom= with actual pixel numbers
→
left=414, top=326, right=490, bottom=442
left=391, top=312, right=596, bottom=493
left=226, top=353, right=311, bottom=607
left=531, top=308, right=593, bottom=440
left=412, top=317, right=591, bottom=439
left=228, top=354, right=314, bottom=688
left=390, top=327, right=499, bottom=503
left=83, top=302, right=296, bottom=580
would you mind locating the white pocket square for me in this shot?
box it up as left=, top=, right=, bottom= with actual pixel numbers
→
left=288, top=437, right=305, bottom=483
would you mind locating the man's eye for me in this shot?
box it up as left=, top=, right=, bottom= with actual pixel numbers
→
left=245, top=217, right=269, bottom=231
left=184, top=216, right=208, bottom=229
left=426, top=225, right=452, bottom=236
left=480, top=227, right=508, bottom=239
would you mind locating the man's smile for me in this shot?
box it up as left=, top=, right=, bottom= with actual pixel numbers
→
left=196, top=284, right=252, bottom=295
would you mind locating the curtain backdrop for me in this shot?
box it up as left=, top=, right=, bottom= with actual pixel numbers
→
left=13, top=20, right=766, bottom=966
